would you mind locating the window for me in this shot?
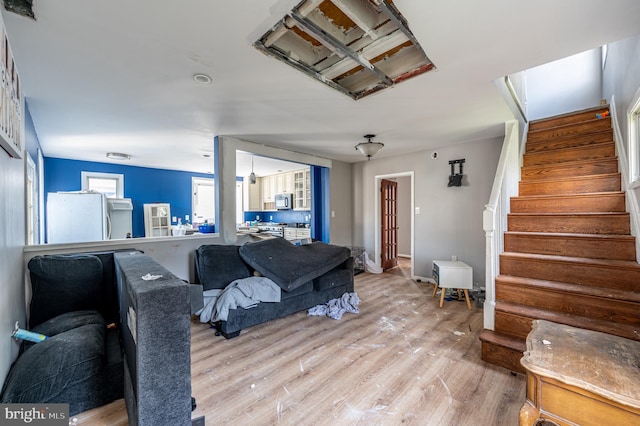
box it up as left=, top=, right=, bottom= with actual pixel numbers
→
left=192, top=177, right=215, bottom=225
left=25, top=153, right=38, bottom=244
left=629, top=89, right=640, bottom=185
left=81, top=171, right=124, bottom=198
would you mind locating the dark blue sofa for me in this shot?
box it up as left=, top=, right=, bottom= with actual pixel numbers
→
left=0, top=251, right=193, bottom=425
left=194, top=238, right=354, bottom=338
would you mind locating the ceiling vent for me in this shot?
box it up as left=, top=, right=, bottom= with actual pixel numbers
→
left=254, top=0, right=435, bottom=100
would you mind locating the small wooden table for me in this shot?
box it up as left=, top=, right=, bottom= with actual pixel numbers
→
left=519, top=320, right=640, bottom=425
left=432, top=260, right=472, bottom=309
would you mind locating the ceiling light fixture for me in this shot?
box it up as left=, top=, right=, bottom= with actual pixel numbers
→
left=193, top=73, right=212, bottom=84
left=106, top=152, right=131, bottom=160
left=355, top=134, right=384, bottom=160
left=249, top=156, right=257, bottom=184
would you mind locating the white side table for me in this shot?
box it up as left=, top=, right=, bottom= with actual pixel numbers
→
left=432, top=260, right=473, bottom=309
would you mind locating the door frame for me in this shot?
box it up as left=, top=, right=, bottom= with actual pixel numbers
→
left=374, top=171, right=414, bottom=278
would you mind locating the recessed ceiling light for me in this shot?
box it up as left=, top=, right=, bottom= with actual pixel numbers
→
left=106, top=152, right=131, bottom=160
left=193, top=73, right=212, bottom=84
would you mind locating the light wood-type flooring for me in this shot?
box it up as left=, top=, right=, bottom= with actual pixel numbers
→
left=73, top=258, right=525, bottom=425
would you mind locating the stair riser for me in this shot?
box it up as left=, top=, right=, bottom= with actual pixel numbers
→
left=521, top=158, right=619, bottom=181
left=499, top=256, right=640, bottom=291
left=480, top=341, right=525, bottom=374
left=528, top=117, right=611, bottom=143
left=494, top=308, right=640, bottom=342
left=529, top=109, right=609, bottom=132
left=508, top=214, right=630, bottom=234
left=510, top=193, right=626, bottom=213
left=519, top=175, right=621, bottom=196
left=523, top=143, right=615, bottom=167
left=504, top=233, right=636, bottom=260
left=495, top=284, right=640, bottom=325
left=526, top=129, right=613, bottom=153
left=494, top=311, right=532, bottom=339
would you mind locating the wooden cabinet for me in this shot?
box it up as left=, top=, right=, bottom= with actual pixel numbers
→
left=520, top=320, right=640, bottom=426
left=144, top=203, right=171, bottom=237
left=294, top=169, right=310, bottom=209
left=244, top=176, right=262, bottom=211
left=258, top=168, right=310, bottom=211
left=284, top=227, right=311, bottom=241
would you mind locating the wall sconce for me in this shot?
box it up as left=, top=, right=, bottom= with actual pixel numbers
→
left=448, top=159, right=465, bottom=187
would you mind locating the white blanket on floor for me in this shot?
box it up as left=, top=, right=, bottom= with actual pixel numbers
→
left=308, top=292, right=360, bottom=320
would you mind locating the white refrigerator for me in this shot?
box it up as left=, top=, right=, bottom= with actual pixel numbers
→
left=47, top=192, right=133, bottom=243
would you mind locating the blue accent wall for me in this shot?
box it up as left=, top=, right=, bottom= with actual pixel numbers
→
left=310, top=165, right=330, bottom=243
left=243, top=210, right=310, bottom=225
left=44, top=157, right=214, bottom=238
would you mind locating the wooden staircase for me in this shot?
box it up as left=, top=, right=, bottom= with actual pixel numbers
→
left=480, top=105, right=640, bottom=373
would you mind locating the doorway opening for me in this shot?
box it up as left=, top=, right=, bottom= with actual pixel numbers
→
left=374, top=172, right=414, bottom=278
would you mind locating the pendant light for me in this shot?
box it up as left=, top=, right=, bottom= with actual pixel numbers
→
left=249, top=156, right=256, bottom=184
left=355, top=134, right=384, bottom=160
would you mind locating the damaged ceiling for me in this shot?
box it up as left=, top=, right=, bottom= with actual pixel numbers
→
left=254, top=0, right=435, bottom=99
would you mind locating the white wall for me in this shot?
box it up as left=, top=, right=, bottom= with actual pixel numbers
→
left=328, top=160, right=353, bottom=247
left=603, top=34, right=640, bottom=160
left=602, top=33, right=640, bottom=256
left=396, top=176, right=411, bottom=256
left=526, top=49, right=603, bottom=120
left=0, top=153, right=26, bottom=383
left=352, top=137, right=502, bottom=285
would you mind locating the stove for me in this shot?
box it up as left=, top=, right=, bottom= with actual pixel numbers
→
left=257, top=224, right=284, bottom=237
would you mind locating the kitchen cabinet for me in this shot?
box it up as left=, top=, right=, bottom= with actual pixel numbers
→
left=144, top=203, right=171, bottom=237
left=284, top=227, right=311, bottom=241
left=262, top=175, right=274, bottom=202
left=294, top=169, right=310, bottom=209
left=244, top=176, right=262, bottom=211
left=257, top=167, right=311, bottom=211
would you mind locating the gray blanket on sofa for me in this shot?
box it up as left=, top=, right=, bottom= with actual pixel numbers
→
left=197, top=276, right=281, bottom=322
left=239, top=238, right=351, bottom=292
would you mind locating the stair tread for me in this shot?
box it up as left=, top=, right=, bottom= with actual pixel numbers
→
left=513, top=191, right=624, bottom=200
left=521, top=157, right=618, bottom=173
left=501, top=251, right=640, bottom=267
left=529, top=105, right=609, bottom=128
left=529, top=116, right=611, bottom=136
left=504, top=231, right=635, bottom=240
left=495, top=301, right=640, bottom=341
left=509, top=212, right=629, bottom=217
left=496, top=273, right=640, bottom=303
left=479, top=329, right=526, bottom=351
left=524, top=140, right=614, bottom=155
left=521, top=156, right=619, bottom=181
left=519, top=172, right=620, bottom=184
left=526, top=129, right=613, bottom=149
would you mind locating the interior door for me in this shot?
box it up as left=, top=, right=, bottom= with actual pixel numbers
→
left=381, top=179, right=398, bottom=271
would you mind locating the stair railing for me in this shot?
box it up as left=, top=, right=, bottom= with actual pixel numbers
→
left=609, top=96, right=640, bottom=262
left=483, top=119, right=522, bottom=329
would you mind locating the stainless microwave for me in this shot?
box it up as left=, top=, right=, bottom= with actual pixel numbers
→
left=275, top=193, right=293, bottom=210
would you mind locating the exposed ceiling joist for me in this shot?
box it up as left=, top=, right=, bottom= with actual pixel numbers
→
left=289, top=11, right=394, bottom=86
left=330, top=0, right=380, bottom=39
left=254, top=0, right=435, bottom=99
